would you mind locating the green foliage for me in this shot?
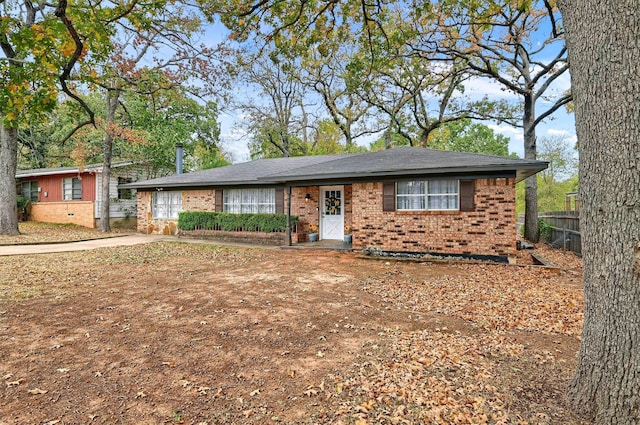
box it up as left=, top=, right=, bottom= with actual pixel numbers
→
left=249, top=126, right=307, bottom=159
left=369, top=133, right=411, bottom=151
left=117, top=90, right=225, bottom=174
left=16, top=195, right=31, bottom=211
left=1, top=2, right=119, bottom=128
left=515, top=135, right=579, bottom=214
left=515, top=174, right=579, bottom=214
left=428, top=119, right=513, bottom=157
left=20, top=88, right=226, bottom=174
left=368, top=120, right=513, bottom=157
left=178, top=211, right=298, bottom=233
left=538, top=218, right=553, bottom=242
left=537, top=136, right=578, bottom=183
left=308, top=119, right=347, bottom=155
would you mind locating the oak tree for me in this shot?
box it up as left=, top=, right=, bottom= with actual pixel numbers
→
left=557, top=1, right=640, bottom=422
left=234, top=51, right=307, bottom=158
left=434, top=0, right=571, bottom=242
left=1, top=0, right=110, bottom=235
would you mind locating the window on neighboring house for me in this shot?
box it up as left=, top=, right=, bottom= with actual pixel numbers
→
left=62, top=177, right=82, bottom=200
left=396, top=179, right=459, bottom=211
left=21, top=181, right=39, bottom=201
left=223, top=188, right=275, bottom=214
left=152, top=191, right=182, bottom=219
left=118, top=177, right=134, bottom=200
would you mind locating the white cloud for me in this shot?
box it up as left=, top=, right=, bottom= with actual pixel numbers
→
left=544, top=128, right=578, bottom=152
left=461, top=76, right=520, bottom=101
left=546, top=128, right=576, bottom=143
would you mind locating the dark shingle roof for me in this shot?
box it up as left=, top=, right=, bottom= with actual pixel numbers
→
left=124, top=148, right=547, bottom=190
left=123, top=154, right=354, bottom=189
left=262, top=147, right=546, bottom=182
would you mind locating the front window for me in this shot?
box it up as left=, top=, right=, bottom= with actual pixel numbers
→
left=152, top=191, right=182, bottom=219
left=62, top=177, right=82, bottom=200
left=21, top=181, right=39, bottom=201
left=223, top=188, right=275, bottom=214
left=397, top=179, right=459, bottom=211
left=118, top=177, right=134, bottom=200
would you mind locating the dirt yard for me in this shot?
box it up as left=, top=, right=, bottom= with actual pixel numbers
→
left=0, top=240, right=587, bottom=424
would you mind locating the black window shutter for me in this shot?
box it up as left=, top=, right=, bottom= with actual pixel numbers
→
left=275, top=187, right=284, bottom=214
left=382, top=182, right=396, bottom=212
left=460, top=180, right=475, bottom=212
left=215, top=189, right=223, bottom=212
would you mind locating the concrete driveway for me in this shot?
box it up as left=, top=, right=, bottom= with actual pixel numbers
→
left=0, top=234, right=174, bottom=256
left=0, top=234, right=281, bottom=256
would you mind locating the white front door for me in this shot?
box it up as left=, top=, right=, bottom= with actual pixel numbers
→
left=320, top=186, right=344, bottom=240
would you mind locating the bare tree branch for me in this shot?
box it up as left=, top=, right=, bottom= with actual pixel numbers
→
left=54, top=0, right=96, bottom=142
left=534, top=93, right=572, bottom=127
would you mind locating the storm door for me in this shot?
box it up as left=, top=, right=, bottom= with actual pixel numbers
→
left=320, top=186, right=344, bottom=240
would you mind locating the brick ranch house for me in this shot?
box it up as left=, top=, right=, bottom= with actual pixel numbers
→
left=125, top=147, right=547, bottom=260
left=16, top=161, right=148, bottom=228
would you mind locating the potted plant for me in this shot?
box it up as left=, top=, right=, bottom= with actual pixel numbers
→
left=344, top=224, right=352, bottom=244
left=308, top=223, right=318, bottom=242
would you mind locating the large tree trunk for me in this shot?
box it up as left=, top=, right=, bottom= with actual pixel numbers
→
left=522, top=93, right=539, bottom=243
left=558, top=1, right=640, bottom=423
left=99, top=88, right=120, bottom=232
left=0, top=119, right=20, bottom=236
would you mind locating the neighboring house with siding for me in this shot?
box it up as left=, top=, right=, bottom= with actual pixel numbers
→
left=124, top=147, right=547, bottom=260
left=16, top=161, right=148, bottom=228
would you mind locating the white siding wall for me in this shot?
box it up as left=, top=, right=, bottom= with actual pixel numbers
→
left=94, top=165, right=150, bottom=219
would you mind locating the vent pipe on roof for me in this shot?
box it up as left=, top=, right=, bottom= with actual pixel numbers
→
left=176, top=143, right=184, bottom=174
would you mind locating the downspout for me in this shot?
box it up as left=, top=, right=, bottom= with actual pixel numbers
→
left=286, top=185, right=292, bottom=246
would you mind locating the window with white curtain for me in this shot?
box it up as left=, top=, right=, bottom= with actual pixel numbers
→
left=223, top=188, right=275, bottom=214
left=397, top=179, right=459, bottom=211
left=152, top=191, right=182, bottom=218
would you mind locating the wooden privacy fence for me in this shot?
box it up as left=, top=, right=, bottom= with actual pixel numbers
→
left=538, top=211, right=582, bottom=255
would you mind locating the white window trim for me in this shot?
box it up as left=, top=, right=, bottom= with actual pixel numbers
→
left=62, top=177, right=82, bottom=201
left=396, top=179, right=460, bottom=211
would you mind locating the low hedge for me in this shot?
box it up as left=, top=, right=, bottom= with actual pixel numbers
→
left=178, top=211, right=298, bottom=233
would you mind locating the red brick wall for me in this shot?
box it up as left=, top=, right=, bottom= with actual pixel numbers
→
left=136, top=180, right=516, bottom=257
left=30, top=201, right=96, bottom=228
left=139, top=187, right=345, bottom=241
left=290, top=186, right=352, bottom=241
left=137, top=190, right=199, bottom=235
left=139, top=189, right=296, bottom=238
left=351, top=178, right=516, bottom=257
left=183, top=189, right=217, bottom=212
left=290, top=187, right=319, bottom=239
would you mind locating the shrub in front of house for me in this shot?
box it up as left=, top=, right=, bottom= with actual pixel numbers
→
left=178, top=211, right=297, bottom=233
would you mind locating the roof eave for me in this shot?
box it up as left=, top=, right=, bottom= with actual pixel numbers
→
left=17, top=168, right=89, bottom=178
left=16, top=161, right=137, bottom=179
